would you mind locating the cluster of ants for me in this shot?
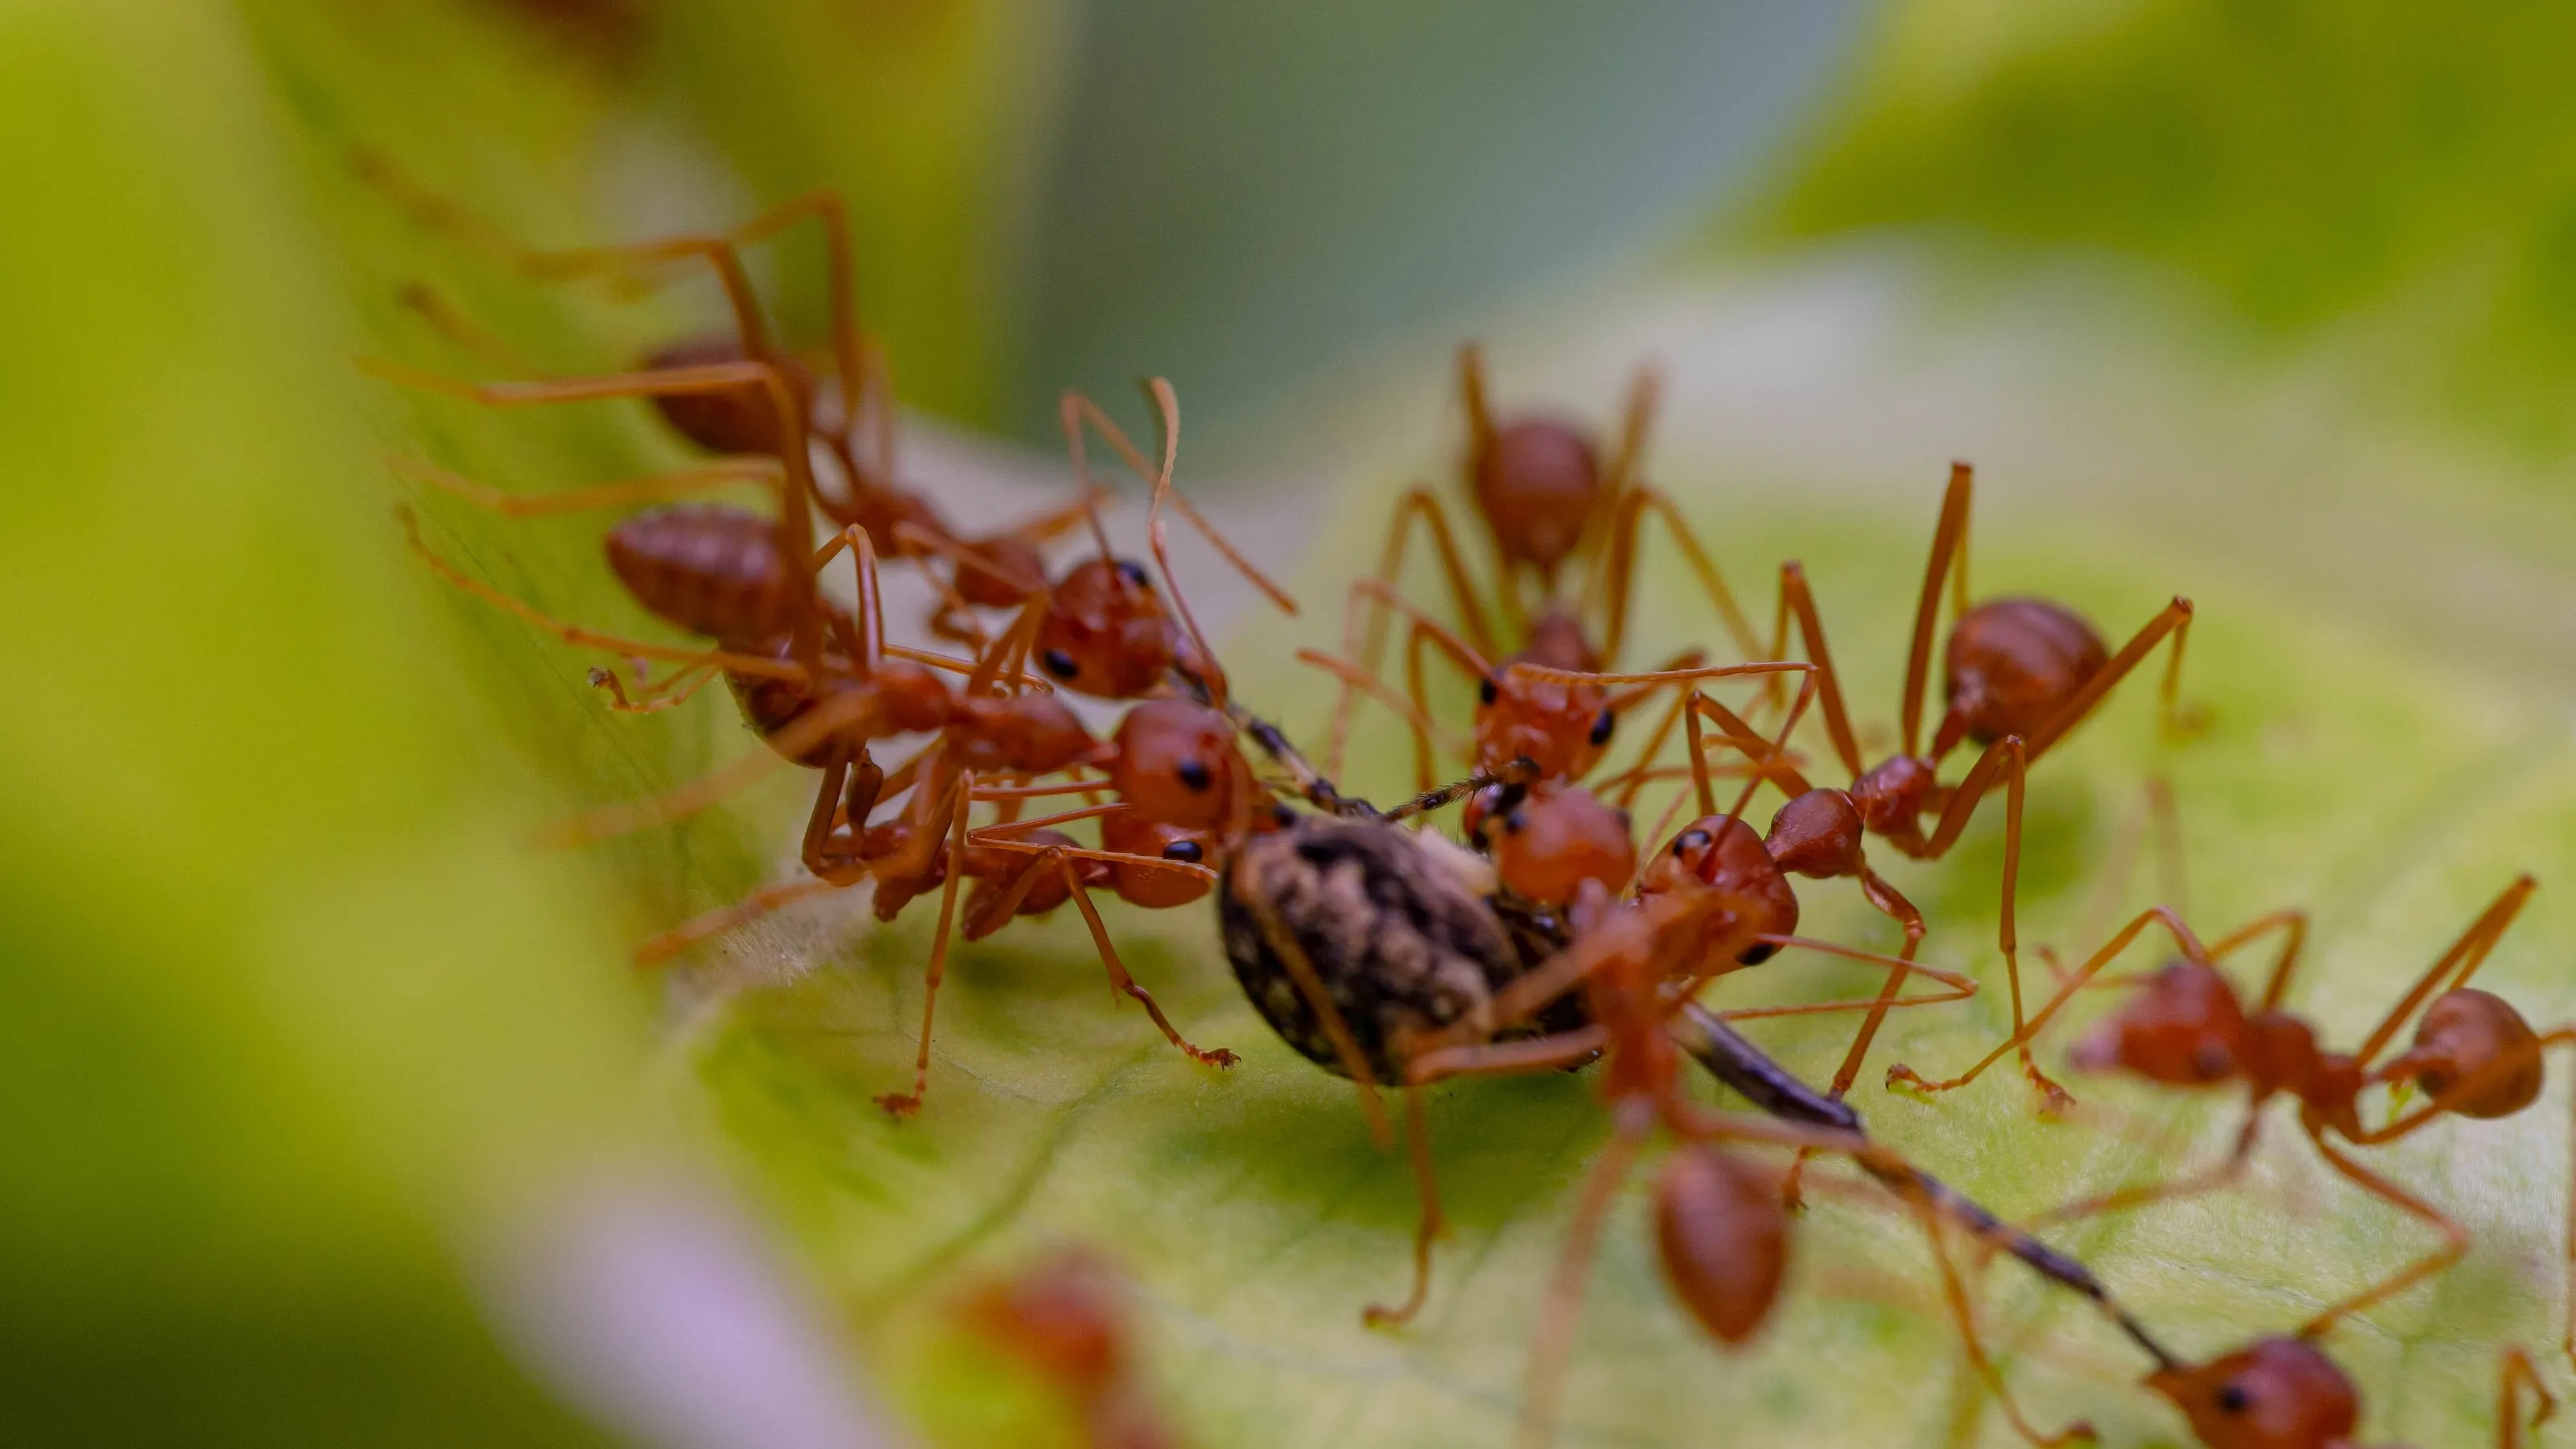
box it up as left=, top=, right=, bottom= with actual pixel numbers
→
left=366, top=171, right=2569, bottom=1449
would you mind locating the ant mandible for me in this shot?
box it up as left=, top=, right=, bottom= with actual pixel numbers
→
left=1997, top=876, right=2572, bottom=1358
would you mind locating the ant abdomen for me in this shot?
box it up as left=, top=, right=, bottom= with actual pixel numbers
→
left=961, top=831, right=1092, bottom=938
left=1940, top=596, right=2109, bottom=749
left=1219, top=815, right=1539, bottom=1082
left=1639, top=815, right=1798, bottom=964
left=1653, top=1145, right=1790, bottom=1347
left=605, top=503, right=820, bottom=644
left=727, top=650, right=950, bottom=766
left=2393, top=988, right=2545, bottom=1119
left=2145, top=1335, right=2359, bottom=1449
left=639, top=334, right=817, bottom=457
left=1471, top=417, right=1600, bottom=578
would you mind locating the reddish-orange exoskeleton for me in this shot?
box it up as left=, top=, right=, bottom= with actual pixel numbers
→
left=1990, top=876, right=2576, bottom=1361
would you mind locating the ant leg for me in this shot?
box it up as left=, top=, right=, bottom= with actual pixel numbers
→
left=632, top=877, right=850, bottom=968
left=590, top=662, right=720, bottom=713
left=2501, top=1347, right=2556, bottom=1449
left=1751, top=563, right=1867, bottom=778
left=1709, top=937, right=1975, bottom=1022
left=1899, top=462, right=1974, bottom=761
left=1889, top=905, right=2209, bottom=1102
left=398, top=507, right=808, bottom=681
left=1065, top=383, right=1300, bottom=614
left=394, top=282, right=545, bottom=373
left=1053, top=858, right=1238, bottom=1067
left=2205, top=906, right=2309, bottom=1011
left=1294, top=648, right=1470, bottom=766
left=2018, top=1111, right=2263, bottom=1234
left=1604, top=684, right=1694, bottom=810
left=1913, top=737, right=2073, bottom=1108
left=1984, top=597, right=2197, bottom=765
left=366, top=356, right=827, bottom=660
left=1588, top=486, right=1763, bottom=673
left=798, top=745, right=854, bottom=878
left=876, top=770, right=978, bottom=1119
left=1334, top=489, right=1501, bottom=774
left=1685, top=691, right=1821, bottom=798
left=535, top=690, right=890, bottom=849
left=1241, top=886, right=1393, bottom=1146
left=1513, top=1116, right=1652, bottom=1449
left=1889, top=1174, right=2097, bottom=1448
left=1363, top=1088, right=1448, bottom=1330
left=394, top=454, right=789, bottom=517
left=2351, top=873, right=2539, bottom=1067
left=1777, top=867, right=1925, bottom=1209
left=2295, top=1133, right=2471, bottom=1338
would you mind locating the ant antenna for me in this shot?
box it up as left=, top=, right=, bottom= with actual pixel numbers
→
left=1057, top=390, right=1121, bottom=562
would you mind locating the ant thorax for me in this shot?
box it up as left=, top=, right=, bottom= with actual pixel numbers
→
left=1846, top=753, right=1938, bottom=838
left=1218, top=815, right=1583, bottom=1082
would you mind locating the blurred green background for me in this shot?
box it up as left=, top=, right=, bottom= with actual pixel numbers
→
left=16, top=2, right=2576, bottom=1446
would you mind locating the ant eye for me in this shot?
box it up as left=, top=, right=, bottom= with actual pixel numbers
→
left=1116, top=559, right=1153, bottom=588
left=1589, top=708, right=1615, bottom=745
left=1502, top=809, right=1526, bottom=834
left=1674, top=828, right=1713, bottom=857
left=1160, top=838, right=1205, bottom=864
left=1042, top=647, right=1080, bottom=679
left=1176, top=758, right=1213, bottom=791
left=1477, top=677, right=1499, bottom=706
left=2215, top=1381, right=2252, bottom=1414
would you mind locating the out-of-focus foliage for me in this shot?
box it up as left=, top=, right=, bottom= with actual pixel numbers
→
left=0, top=2, right=654, bottom=1442
left=1772, top=0, right=2576, bottom=456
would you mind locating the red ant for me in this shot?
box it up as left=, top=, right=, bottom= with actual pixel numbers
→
left=1367, top=875, right=2091, bottom=1449
left=958, top=1249, right=1188, bottom=1449
left=1668, top=460, right=2198, bottom=1115
left=2149, top=1336, right=2553, bottom=1449
left=1989, top=876, right=2572, bottom=1359
left=355, top=160, right=1119, bottom=617
left=1315, top=345, right=1773, bottom=784
left=1217, top=722, right=2184, bottom=1370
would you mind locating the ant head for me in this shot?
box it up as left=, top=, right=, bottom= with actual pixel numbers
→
left=954, top=533, right=1049, bottom=609
left=1476, top=666, right=1615, bottom=782
left=1108, top=698, right=1243, bottom=832
left=1033, top=556, right=1174, bottom=698
left=1940, top=597, right=2109, bottom=753
left=1637, top=815, right=1799, bottom=965
left=1469, top=782, right=1636, bottom=910
left=2384, top=988, right=2545, bottom=1120
left=1469, top=415, right=1601, bottom=580
left=1653, top=1145, right=1790, bottom=1348
left=2145, top=1337, right=2359, bottom=1449
left=2070, top=960, right=2249, bottom=1088
left=951, top=691, right=1095, bottom=777
left=1762, top=789, right=1866, bottom=880
left=1100, top=810, right=1218, bottom=909
left=640, top=333, right=818, bottom=456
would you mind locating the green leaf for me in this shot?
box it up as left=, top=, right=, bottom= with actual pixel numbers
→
left=1765, top=0, right=2576, bottom=460
left=27, top=4, right=2576, bottom=1447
